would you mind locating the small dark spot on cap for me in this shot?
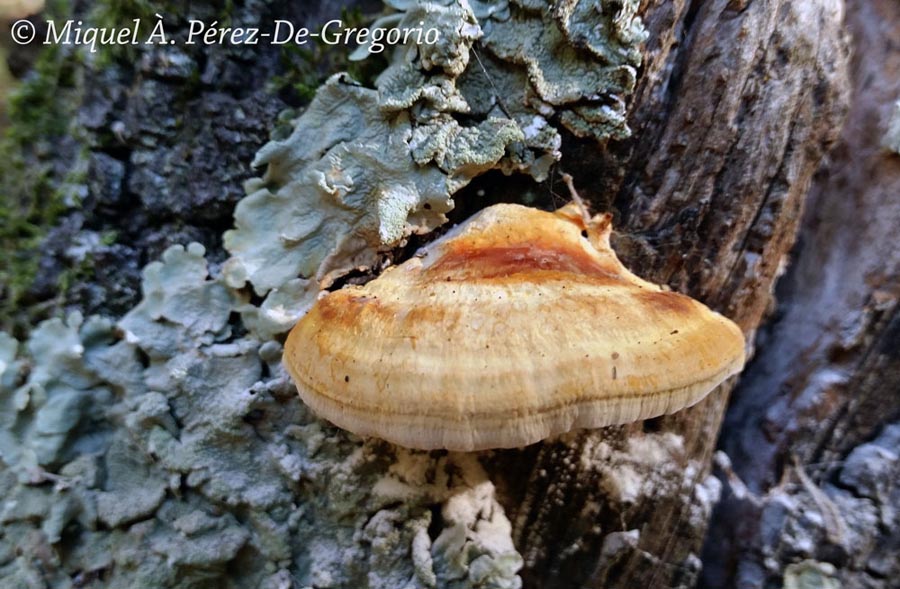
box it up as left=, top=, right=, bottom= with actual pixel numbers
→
left=424, top=203, right=432, bottom=210
left=670, top=329, right=679, bottom=335
left=581, top=230, right=588, bottom=238
left=612, top=366, right=618, bottom=380
left=612, top=352, right=620, bottom=359
left=344, top=375, right=350, bottom=383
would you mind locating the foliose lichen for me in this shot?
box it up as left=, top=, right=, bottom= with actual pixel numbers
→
left=884, top=99, right=900, bottom=155
left=783, top=560, right=841, bottom=589
left=224, top=0, right=646, bottom=338
left=1, top=247, right=524, bottom=587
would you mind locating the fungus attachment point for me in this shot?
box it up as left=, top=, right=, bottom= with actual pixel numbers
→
left=283, top=203, right=746, bottom=451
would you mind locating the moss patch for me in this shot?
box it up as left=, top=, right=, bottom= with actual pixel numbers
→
left=0, top=13, right=88, bottom=332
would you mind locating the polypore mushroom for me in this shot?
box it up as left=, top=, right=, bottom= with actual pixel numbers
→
left=283, top=203, right=746, bottom=451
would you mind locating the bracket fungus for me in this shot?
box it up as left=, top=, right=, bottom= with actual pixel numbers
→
left=284, top=203, right=746, bottom=451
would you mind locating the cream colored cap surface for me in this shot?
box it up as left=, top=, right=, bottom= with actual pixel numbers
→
left=284, top=203, right=746, bottom=451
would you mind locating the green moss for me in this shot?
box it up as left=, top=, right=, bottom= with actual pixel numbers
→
left=86, top=0, right=163, bottom=66
left=101, top=230, right=119, bottom=246
left=0, top=1, right=85, bottom=332
left=55, top=249, right=95, bottom=302
left=6, top=46, right=75, bottom=142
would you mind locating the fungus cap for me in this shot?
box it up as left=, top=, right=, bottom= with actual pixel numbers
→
left=284, top=203, right=746, bottom=451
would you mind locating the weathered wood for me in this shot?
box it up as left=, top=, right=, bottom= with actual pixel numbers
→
left=489, top=0, right=851, bottom=586
left=704, top=1, right=900, bottom=586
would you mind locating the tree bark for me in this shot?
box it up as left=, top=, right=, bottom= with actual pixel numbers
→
left=487, top=1, right=851, bottom=586
left=703, top=1, right=900, bottom=587
left=8, top=0, right=897, bottom=588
